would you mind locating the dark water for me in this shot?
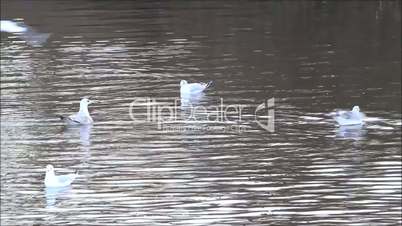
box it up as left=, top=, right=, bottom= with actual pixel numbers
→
left=1, top=1, right=401, bottom=225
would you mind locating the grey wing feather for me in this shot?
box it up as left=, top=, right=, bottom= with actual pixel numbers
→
left=188, top=83, right=206, bottom=93
left=68, top=113, right=91, bottom=124
left=339, top=111, right=364, bottom=120
left=69, top=114, right=83, bottom=123
left=340, top=111, right=354, bottom=119
left=60, top=114, right=81, bottom=124
left=188, top=81, right=212, bottom=93
left=57, top=174, right=75, bottom=184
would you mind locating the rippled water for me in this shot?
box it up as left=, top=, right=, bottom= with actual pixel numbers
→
left=1, top=1, right=401, bottom=225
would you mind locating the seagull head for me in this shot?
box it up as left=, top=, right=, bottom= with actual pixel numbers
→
left=46, top=165, right=54, bottom=174
left=352, top=106, right=360, bottom=112
left=180, top=80, right=188, bottom=87
left=80, top=97, right=93, bottom=107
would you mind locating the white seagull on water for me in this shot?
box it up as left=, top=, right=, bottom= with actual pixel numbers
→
left=45, top=165, right=78, bottom=188
left=1, top=20, right=28, bottom=33
left=180, top=80, right=212, bottom=97
left=333, top=106, right=365, bottom=126
left=60, top=98, right=94, bottom=125
left=1, top=20, right=50, bottom=46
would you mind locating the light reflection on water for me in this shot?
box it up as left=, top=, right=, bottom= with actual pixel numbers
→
left=1, top=0, right=401, bottom=225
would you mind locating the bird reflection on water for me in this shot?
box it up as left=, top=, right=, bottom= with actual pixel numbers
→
left=336, top=124, right=367, bottom=140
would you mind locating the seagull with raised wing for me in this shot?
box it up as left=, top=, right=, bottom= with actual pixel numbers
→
left=45, top=165, right=78, bottom=188
left=180, top=80, right=212, bottom=97
left=60, top=98, right=94, bottom=125
left=333, top=106, right=365, bottom=126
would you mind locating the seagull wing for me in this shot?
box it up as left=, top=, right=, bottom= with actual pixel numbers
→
left=187, top=81, right=212, bottom=93
left=339, top=111, right=354, bottom=119
left=65, top=113, right=84, bottom=124
left=56, top=174, right=76, bottom=185
left=63, top=112, right=92, bottom=124
left=188, top=83, right=206, bottom=93
left=340, top=111, right=364, bottom=120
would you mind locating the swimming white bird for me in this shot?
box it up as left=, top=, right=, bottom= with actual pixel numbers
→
left=1, top=20, right=28, bottom=33
left=333, top=106, right=365, bottom=126
left=1, top=20, right=50, bottom=46
left=180, top=80, right=212, bottom=97
left=60, top=98, right=94, bottom=125
left=45, top=165, right=78, bottom=188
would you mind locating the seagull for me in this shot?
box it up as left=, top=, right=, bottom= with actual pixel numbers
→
left=1, top=20, right=28, bottom=33
left=44, top=165, right=78, bottom=188
left=180, top=80, right=212, bottom=97
left=333, top=106, right=365, bottom=126
left=1, top=19, right=50, bottom=46
left=60, top=98, right=94, bottom=125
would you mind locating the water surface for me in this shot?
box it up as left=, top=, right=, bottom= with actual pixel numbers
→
left=1, top=1, right=401, bottom=225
